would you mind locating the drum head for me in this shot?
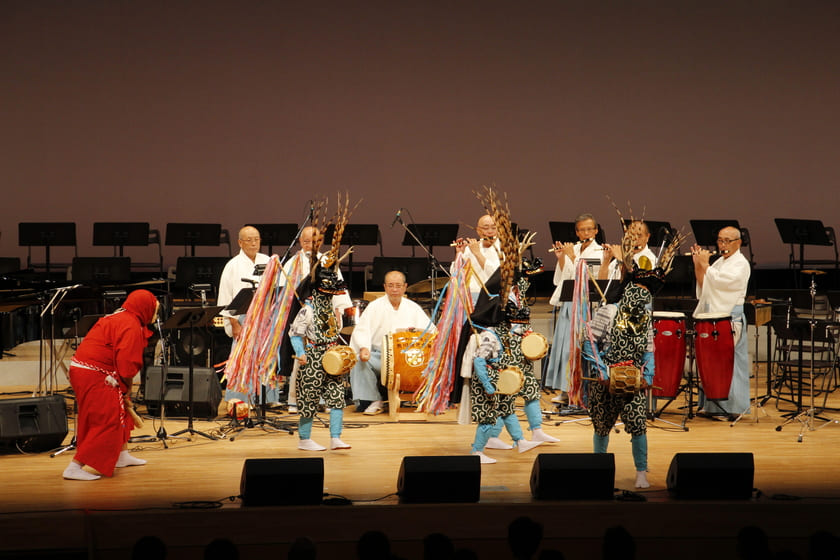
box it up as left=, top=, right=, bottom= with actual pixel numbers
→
left=652, top=311, right=686, bottom=318
left=694, top=312, right=731, bottom=320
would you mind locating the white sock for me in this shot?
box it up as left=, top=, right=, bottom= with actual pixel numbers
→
left=516, top=439, right=543, bottom=454
left=63, top=462, right=100, bottom=481
left=531, top=428, right=560, bottom=443
left=485, top=437, right=514, bottom=450
left=635, top=470, right=650, bottom=489
left=115, top=450, right=147, bottom=468
left=471, top=451, right=497, bottom=464
left=298, top=439, right=326, bottom=451
left=330, top=438, right=351, bottom=450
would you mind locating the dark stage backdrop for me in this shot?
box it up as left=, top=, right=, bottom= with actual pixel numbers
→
left=2, top=1, right=839, bottom=272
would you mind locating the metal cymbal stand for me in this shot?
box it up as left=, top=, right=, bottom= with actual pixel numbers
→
left=731, top=303, right=771, bottom=426
left=775, top=271, right=839, bottom=441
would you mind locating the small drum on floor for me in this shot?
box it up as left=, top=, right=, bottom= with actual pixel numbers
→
left=609, top=364, right=642, bottom=395
left=652, top=311, right=687, bottom=398
left=521, top=332, right=548, bottom=361
left=322, top=345, right=357, bottom=376
left=693, top=312, right=735, bottom=400
left=382, top=331, right=434, bottom=393
left=496, top=366, right=525, bottom=395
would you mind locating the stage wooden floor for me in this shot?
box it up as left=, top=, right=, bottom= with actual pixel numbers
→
left=2, top=368, right=840, bottom=560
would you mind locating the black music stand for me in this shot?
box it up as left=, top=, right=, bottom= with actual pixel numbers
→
left=165, top=306, right=224, bottom=440
left=93, top=222, right=163, bottom=275
left=401, top=224, right=459, bottom=257
left=19, top=222, right=77, bottom=275
left=71, top=257, right=132, bottom=286
left=174, top=257, right=228, bottom=299
left=548, top=221, right=607, bottom=244
left=690, top=219, right=740, bottom=247
left=775, top=218, right=839, bottom=270
left=370, top=257, right=430, bottom=289
left=324, top=224, right=382, bottom=292
left=165, top=223, right=225, bottom=256
left=555, top=278, right=623, bottom=306
left=690, top=219, right=755, bottom=265
left=251, top=223, right=298, bottom=255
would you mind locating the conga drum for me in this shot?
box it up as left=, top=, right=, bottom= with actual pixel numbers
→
left=652, top=311, right=686, bottom=398
left=693, top=313, right=735, bottom=400
left=382, top=331, right=434, bottom=392
left=496, top=366, right=525, bottom=395
left=322, top=345, right=357, bottom=376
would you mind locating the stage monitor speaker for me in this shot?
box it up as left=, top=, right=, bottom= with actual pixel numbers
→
left=397, top=455, right=481, bottom=503
left=0, top=395, right=68, bottom=452
left=667, top=453, right=754, bottom=499
left=240, top=458, right=324, bottom=506
left=530, top=453, right=616, bottom=500
left=144, top=366, right=222, bottom=419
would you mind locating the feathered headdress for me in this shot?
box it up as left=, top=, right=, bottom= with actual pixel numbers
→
left=474, top=185, right=519, bottom=302
left=607, top=196, right=689, bottom=295
left=309, top=192, right=361, bottom=293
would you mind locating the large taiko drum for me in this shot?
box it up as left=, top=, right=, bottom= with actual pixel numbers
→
left=381, top=331, right=434, bottom=392
left=322, top=345, right=357, bottom=376
left=496, top=366, right=525, bottom=395
left=652, top=311, right=687, bottom=398
left=693, top=313, right=735, bottom=400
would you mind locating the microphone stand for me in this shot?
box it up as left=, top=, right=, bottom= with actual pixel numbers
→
left=394, top=212, right=450, bottom=300
left=37, top=285, right=79, bottom=396
left=776, top=272, right=840, bottom=441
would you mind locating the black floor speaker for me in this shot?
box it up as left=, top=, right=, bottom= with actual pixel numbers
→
left=240, top=458, right=324, bottom=506
left=667, top=452, right=755, bottom=499
left=143, top=365, right=222, bottom=419
left=530, top=453, right=616, bottom=500
left=0, top=395, right=68, bottom=452
left=397, top=455, right=481, bottom=503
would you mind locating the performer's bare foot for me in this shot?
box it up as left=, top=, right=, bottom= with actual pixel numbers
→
left=635, top=470, right=650, bottom=489
left=485, top=437, right=514, bottom=450
left=298, top=439, right=326, bottom=451
left=530, top=428, right=560, bottom=443
left=471, top=451, right=497, bottom=464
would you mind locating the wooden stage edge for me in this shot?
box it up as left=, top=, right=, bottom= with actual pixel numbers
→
left=2, top=379, right=840, bottom=559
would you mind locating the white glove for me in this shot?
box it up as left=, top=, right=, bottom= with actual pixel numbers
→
left=105, top=376, right=118, bottom=388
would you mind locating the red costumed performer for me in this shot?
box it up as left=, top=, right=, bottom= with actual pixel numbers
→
left=63, top=290, right=159, bottom=481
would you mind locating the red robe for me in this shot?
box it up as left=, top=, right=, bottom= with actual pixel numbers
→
left=70, top=290, right=156, bottom=476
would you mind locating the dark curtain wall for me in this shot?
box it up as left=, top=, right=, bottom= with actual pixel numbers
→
left=2, top=1, right=839, bottom=269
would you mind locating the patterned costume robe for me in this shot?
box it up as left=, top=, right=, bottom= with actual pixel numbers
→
left=289, top=290, right=347, bottom=418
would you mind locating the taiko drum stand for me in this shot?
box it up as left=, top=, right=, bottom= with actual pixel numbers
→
left=775, top=270, right=839, bottom=441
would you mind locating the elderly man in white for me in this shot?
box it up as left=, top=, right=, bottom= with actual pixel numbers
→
left=349, top=270, right=435, bottom=415
left=217, top=225, right=272, bottom=403
left=452, top=214, right=501, bottom=305
left=691, top=226, right=751, bottom=417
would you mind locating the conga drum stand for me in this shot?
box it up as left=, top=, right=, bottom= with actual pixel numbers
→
left=775, top=271, right=839, bottom=441
left=731, top=302, right=771, bottom=426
